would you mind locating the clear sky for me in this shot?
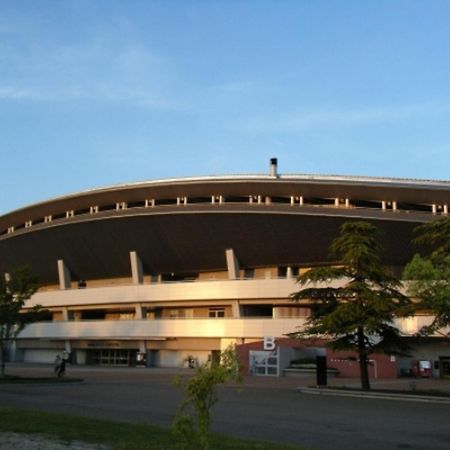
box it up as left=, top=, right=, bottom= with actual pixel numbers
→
left=1, top=0, right=449, bottom=214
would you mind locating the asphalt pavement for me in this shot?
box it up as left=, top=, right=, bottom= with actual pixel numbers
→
left=1, top=364, right=450, bottom=450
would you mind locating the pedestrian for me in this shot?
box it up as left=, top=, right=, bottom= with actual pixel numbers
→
left=57, top=358, right=66, bottom=377
left=54, top=354, right=61, bottom=375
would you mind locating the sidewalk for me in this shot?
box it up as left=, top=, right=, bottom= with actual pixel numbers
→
left=240, top=373, right=450, bottom=394
left=5, top=362, right=450, bottom=395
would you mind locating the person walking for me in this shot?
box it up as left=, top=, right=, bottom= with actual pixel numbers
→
left=54, top=355, right=61, bottom=375
left=57, top=358, right=66, bottom=377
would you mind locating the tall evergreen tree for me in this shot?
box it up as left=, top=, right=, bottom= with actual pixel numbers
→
left=291, top=221, right=413, bottom=390
left=0, top=267, right=41, bottom=377
left=403, top=217, right=450, bottom=335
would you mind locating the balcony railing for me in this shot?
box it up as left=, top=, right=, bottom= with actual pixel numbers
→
left=18, top=317, right=306, bottom=340
left=17, top=315, right=448, bottom=342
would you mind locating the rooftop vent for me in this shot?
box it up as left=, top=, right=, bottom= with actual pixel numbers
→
left=270, top=158, right=278, bottom=177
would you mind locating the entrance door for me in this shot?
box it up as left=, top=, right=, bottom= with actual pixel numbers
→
left=211, top=350, right=221, bottom=366
left=440, top=357, right=450, bottom=378
left=249, top=349, right=279, bottom=376
left=147, top=350, right=160, bottom=367
left=87, top=349, right=137, bottom=366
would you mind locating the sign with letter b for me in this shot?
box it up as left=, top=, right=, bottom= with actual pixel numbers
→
left=263, top=336, right=276, bottom=351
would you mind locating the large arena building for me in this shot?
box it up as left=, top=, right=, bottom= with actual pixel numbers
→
left=1, top=159, right=449, bottom=378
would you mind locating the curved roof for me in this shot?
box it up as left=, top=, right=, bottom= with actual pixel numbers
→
left=0, top=173, right=449, bottom=284
left=1, top=173, right=450, bottom=227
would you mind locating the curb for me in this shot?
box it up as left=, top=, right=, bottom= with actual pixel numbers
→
left=298, top=387, right=450, bottom=404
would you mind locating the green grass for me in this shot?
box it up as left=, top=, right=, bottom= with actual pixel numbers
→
left=0, top=407, right=305, bottom=450
left=0, top=375, right=83, bottom=384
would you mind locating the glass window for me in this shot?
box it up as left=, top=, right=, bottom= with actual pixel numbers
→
left=208, top=308, right=225, bottom=318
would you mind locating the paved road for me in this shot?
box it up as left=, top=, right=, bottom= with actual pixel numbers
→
left=1, top=365, right=450, bottom=450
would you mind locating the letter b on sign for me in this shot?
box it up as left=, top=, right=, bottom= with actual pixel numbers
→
left=263, top=336, right=276, bottom=351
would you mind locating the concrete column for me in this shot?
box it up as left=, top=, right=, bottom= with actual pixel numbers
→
left=432, top=204, right=437, bottom=214
left=444, top=204, right=448, bottom=215
left=381, top=201, right=387, bottom=211
left=286, top=266, right=294, bottom=279
left=345, top=198, right=350, bottom=208
left=299, top=196, right=304, bottom=206
left=135, top=304, right=146, bottom=319
left=62, top=307, right=70, bottom=321
left=231, top=300, right=241, bottom=318
left=392, top=201, right=397, bottom=212
left=273, top=306, right=282, bottom=319
left=226, top=248, right=240, bottom=280
left=334, top=198, right=339, bottom=207
left=138, top=340, right=146, bottom=353
left=130, top=251, right=144, bottom=284
left=57, top=260, right=71, bottom=290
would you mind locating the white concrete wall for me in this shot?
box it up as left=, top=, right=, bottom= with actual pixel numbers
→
left=19, top=278, right=450, bottom=344
left=18, top=315, right=448, bottom=342
left=24, top=349, right=60, bottom=364
left=159, top=350, right=209, bottom=368
left=26, top=278, right=303, bottom=308
left=18, top=317, right=306, bottom=340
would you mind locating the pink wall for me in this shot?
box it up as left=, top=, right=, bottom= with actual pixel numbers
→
left=237, top=338, right=398, bottom=379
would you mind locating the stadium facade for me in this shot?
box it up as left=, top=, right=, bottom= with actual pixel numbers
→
left=1, top=159, right=449, bottom=378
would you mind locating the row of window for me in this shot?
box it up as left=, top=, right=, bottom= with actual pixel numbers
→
left=42, top=305, right=311, bottom=322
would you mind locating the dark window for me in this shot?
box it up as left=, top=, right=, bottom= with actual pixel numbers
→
left=81, top=309, right=106, bottom=320
left=242, top=305, right=272, bottom=317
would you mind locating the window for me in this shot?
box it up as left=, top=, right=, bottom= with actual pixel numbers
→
left=168, top=308, right=193, bottom=319
left=208, top=307, right=225, bottom=318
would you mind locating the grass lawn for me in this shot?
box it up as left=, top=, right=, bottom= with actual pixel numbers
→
left=0, top=407, right=306, bottom=450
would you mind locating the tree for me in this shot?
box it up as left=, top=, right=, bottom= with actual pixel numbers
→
left=172, top=346, right=242, bottom=450
left=403, top=217, right=450, bottom=336
left=291, top=221, right=413, bottom=390
left=0, top=266, right=40, bottom=377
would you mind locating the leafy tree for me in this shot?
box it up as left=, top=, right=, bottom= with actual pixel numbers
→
left=0, top=266, right=41, bottom=377
left=172, top=345, right=242, bottom=450
left=403, top=217, right=450, bottom=336
left=291, top=221, right=413, bottom=390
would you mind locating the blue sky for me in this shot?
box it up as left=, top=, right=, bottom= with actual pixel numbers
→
left=1, top=0, right=449, bottom=214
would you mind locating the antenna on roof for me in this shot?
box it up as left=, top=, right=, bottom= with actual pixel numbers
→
left=270, top=158, right=278, bottom=177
